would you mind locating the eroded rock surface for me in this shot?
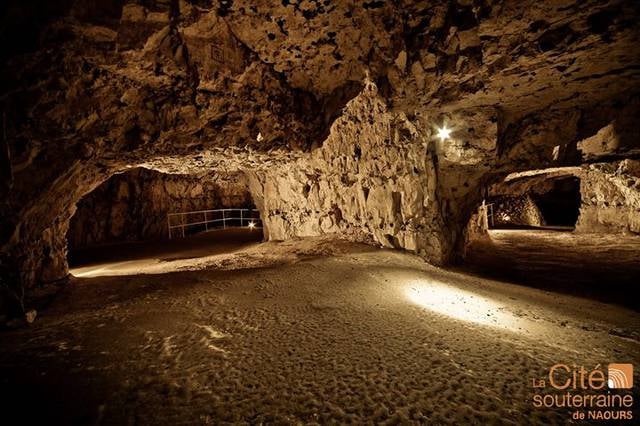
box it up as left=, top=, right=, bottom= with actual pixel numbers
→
left=248, top=80, right=450, bottom=262
left=577, top=160, right=640, bottom=234
left=488, top=195, right=544, bottom=228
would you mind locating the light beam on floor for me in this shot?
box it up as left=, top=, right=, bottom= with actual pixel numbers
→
left=405, top=280, right=519, bottom=330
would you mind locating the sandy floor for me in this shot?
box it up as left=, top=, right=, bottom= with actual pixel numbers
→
left=1, top=233, right=639, bottom=424
left=465, top=229, right=640, bottom=309
left=69, top=228, right=265, bottom=277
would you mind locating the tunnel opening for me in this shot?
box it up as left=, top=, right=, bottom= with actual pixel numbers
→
left=486, top=173, right=581, bottom=230
left=462, top=169, right=640, bottom=308
left=66, top=167, right=264, bottom=277
left=530, top=176, right=581, bottom=228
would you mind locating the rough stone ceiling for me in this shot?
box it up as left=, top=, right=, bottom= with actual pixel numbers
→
left=416, top=0, right=640, bottom=114
left=1, top=0, right=638, bottom=201
left=4, top=1, right=638, bottom=138
left=221, top=0, right=640, bottom=116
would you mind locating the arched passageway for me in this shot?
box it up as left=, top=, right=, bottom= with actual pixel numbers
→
left=486, top=173, right=581, bottom=230
left=531, top=176, right=581, bottom=228
left=66, top=168, right=264, bottom=277
left=462, top=168, right=640, bottom=307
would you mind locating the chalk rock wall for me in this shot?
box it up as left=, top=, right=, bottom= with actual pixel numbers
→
left=249, top=80, right=451, bottom=264
left=576, top=160, right=640, bottom=234
left=68, top=168, right=252, bottom=249
left=490, top=195, right=544, bottom=228
left=577, top=98, right=640, bottom=162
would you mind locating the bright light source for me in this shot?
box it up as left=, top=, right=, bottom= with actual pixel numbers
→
left=248, top=221, right=256, bottom=229
left=436, top=125, right=452, bottom=141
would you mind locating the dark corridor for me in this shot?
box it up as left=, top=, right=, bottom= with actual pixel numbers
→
left=531, top=177, right=581, bottom=227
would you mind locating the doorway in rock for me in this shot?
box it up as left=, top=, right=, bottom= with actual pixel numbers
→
left=463, top=169, right=640, bottom=309
left=530, top=176, right=581, bottom=228
left=66, top=168, right=264, bottom=277
left=487, top=173, right=581, bottom=230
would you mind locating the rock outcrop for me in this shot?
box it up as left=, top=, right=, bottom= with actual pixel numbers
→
left=249, top=80, right=449, bottom=262
left=576, top=160, right=640, bottom=234
left=489, top=195, right=544, bottom=228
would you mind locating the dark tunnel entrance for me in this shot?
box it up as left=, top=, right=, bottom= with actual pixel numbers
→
left=462, top=170, right=640, bottom=308
left=487, top=174, right=581, bottom=230
left=530, top=176, right=581, bottom=228
left=66, top=168, right=263, bottom=277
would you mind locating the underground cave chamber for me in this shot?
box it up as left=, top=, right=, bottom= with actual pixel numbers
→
left=1, top=0, right=640, bottom=423
left=66, top=168, right=263, bottom=276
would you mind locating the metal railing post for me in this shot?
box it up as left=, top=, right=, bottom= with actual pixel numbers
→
left=484, top=203, right=494, bottom=228
left=204, top=211, right=208, bottom=231
left=222, top=210, right=226, bottom=229
left=181, top=212, right=186, bottom=238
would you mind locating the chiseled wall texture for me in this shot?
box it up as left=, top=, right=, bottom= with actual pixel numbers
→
left=489, top=195, right=544, bottom=228
left=248, top=81, right=451, bottom=264
left=68, top=168, right=253, bottom=249
left=576, top=160, right=640, bottom=235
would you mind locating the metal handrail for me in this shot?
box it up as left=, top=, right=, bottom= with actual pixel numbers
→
left=168, top=208, right=257, bottom=216
left=484, top=202, right=495, bottom=228
left=167, top=208, right=262, bottom=239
